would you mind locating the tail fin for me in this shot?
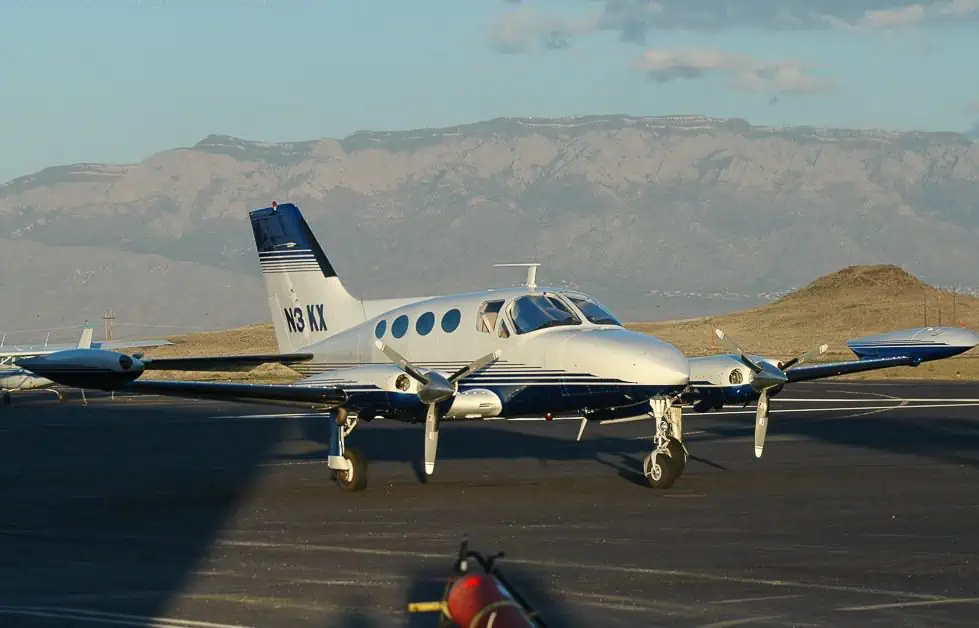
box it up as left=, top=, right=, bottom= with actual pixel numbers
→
left=77, top=327, right=94, bottom=349
left=250, top=202, right=364, bottom=352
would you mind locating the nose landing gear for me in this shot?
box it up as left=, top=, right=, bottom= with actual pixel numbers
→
left=643, top=397, right=687, bottom=489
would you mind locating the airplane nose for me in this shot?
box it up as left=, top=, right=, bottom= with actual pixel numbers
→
left=559, top=329, right=689, bottom=387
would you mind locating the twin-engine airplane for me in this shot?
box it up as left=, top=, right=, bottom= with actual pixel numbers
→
left=1, top=327, right=171, bottom=405
left=16, top=202, right=979, bottom=491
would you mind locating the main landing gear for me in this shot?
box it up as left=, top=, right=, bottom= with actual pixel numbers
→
left=643, top=397, right=688, bottom=490
left=327, top=408, right=368, bottom=492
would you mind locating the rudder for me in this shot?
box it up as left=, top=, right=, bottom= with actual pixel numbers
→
left=250, top=202, right=364, bottom=352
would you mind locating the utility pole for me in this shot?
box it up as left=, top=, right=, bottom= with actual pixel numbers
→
left=103, top=308, right=115, bottom=341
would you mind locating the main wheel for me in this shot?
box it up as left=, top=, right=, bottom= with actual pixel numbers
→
left=1, top=392, right=11, bottom=406
left=336, top=447, right=368, bottom=492
left=643, top=450, right=680, bottom=489
left=667, top=437, right=687, bottom=478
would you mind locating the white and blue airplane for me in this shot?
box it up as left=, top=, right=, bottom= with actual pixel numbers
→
left=1, top=327, right=171, bottom=406
left=16, top=202, right=979, bottom=491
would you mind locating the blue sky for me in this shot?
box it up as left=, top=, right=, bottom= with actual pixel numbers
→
left=1, top=0, right=977, bottom=183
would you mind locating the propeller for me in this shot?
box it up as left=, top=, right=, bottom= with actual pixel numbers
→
left=375, top=340, right=501, bottom=476
left=779, top=343, right=830, bottom=371
left=713, top=329, right=827, bottom=459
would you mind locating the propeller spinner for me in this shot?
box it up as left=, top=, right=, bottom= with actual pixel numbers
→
left=375, top=340, right=501, bottom=476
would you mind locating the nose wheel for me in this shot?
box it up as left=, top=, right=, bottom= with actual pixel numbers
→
left=643, top=398, right=687, bottom=489
left=643, top=437, right=686, bottom=489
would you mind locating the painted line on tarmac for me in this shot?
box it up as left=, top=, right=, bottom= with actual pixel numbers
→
left=210, top=539, right=951, bottom=602
left=0, top=605, right=249, bottom=628
left=837, top=597, right=979, bottom=611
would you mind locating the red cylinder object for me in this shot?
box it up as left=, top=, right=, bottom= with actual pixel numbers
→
left=444, top=573, right=536, bottom=628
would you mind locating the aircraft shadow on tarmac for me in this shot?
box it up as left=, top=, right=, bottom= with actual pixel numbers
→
left=0, top=393, right=582, bottom=628
left=689, top=410, right=979, bottom=469
left=290, top=402, right=979, bottom=486
left=291, top=414, right=662, bottom=487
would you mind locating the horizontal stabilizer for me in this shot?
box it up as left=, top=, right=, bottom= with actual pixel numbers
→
left=1, top=338, right=171, bottom=359
left=142, top=353, right=314, bottom=372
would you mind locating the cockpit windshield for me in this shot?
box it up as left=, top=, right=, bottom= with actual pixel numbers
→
left=563, top=293, right=622, bottom=326
left=509, top=294, right=581, bottom=334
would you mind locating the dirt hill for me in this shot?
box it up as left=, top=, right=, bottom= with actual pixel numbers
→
left=137, top=264, right=979, bottom=381
left=634, top=265, right=979, bottom=379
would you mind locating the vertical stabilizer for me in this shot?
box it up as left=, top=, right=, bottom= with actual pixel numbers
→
left=249, top=202, right=364, bottom=352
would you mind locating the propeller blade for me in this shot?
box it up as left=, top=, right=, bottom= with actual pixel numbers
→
left=782, top=343, right=829, bottom=371
left=754, top=389, right=770, bottom=458
left=424, top=403, right=439, bottom=475
left=714, top=328, right=763, bottom=373
left=447, top=349, right=502, bottom=383
left=374, top=340, right=430, bottom=384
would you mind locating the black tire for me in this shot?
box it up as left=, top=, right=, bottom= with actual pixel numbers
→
left=643, top=450, right=679, bottom=489
left=1, top=392, right=11, bottom=406
left=336, top=447, right=368, bottom=492
left=667, top=437, right=687, bottom=477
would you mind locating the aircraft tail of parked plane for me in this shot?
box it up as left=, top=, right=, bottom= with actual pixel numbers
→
left=252, top=201, right=426, bottom=353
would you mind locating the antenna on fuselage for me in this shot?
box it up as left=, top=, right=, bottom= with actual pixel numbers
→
left=493, top=263, right=541, bottom=291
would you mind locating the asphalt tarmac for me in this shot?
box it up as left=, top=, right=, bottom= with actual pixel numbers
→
left=1, top=380, right=979, bottom=627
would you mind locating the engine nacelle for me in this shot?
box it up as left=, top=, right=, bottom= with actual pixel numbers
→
left=15, top=349, right=145, bottom=390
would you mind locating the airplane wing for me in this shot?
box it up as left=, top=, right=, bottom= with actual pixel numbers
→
left=120, top=379, right=345, bottom=408
left=783, top=354, right=922, bottom=383
left=139, top=353, right=314, bottom=372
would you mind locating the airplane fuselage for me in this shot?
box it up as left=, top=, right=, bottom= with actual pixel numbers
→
left=283, top=285, right=690, bottom=422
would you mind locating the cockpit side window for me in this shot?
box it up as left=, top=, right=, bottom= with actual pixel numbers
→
left=476, top=300, right=505, bottom=334
left=509, top=293, right=582, bottom=335
left=563, top=293, right=622, bottom=326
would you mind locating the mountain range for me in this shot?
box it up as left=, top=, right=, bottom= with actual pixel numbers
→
left=2, top=114, right=978, bottom=342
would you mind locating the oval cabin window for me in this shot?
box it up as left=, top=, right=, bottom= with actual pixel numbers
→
left=392, top=315, right=409, bottom=338
left=441, top=308, right=461, bottom=333
left=416, top=312, right=435, bottom=336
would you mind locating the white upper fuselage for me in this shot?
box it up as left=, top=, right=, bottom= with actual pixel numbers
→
left=284, top=285, right=690, bottom=420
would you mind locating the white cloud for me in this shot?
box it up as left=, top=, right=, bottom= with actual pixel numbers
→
left=830, top=0, right=979, bottom=30
left=490, top=1, right=979, bottom=48
left=633, top=49, right=833, bottom=94
left=489, top=6, right=600, bottom=53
